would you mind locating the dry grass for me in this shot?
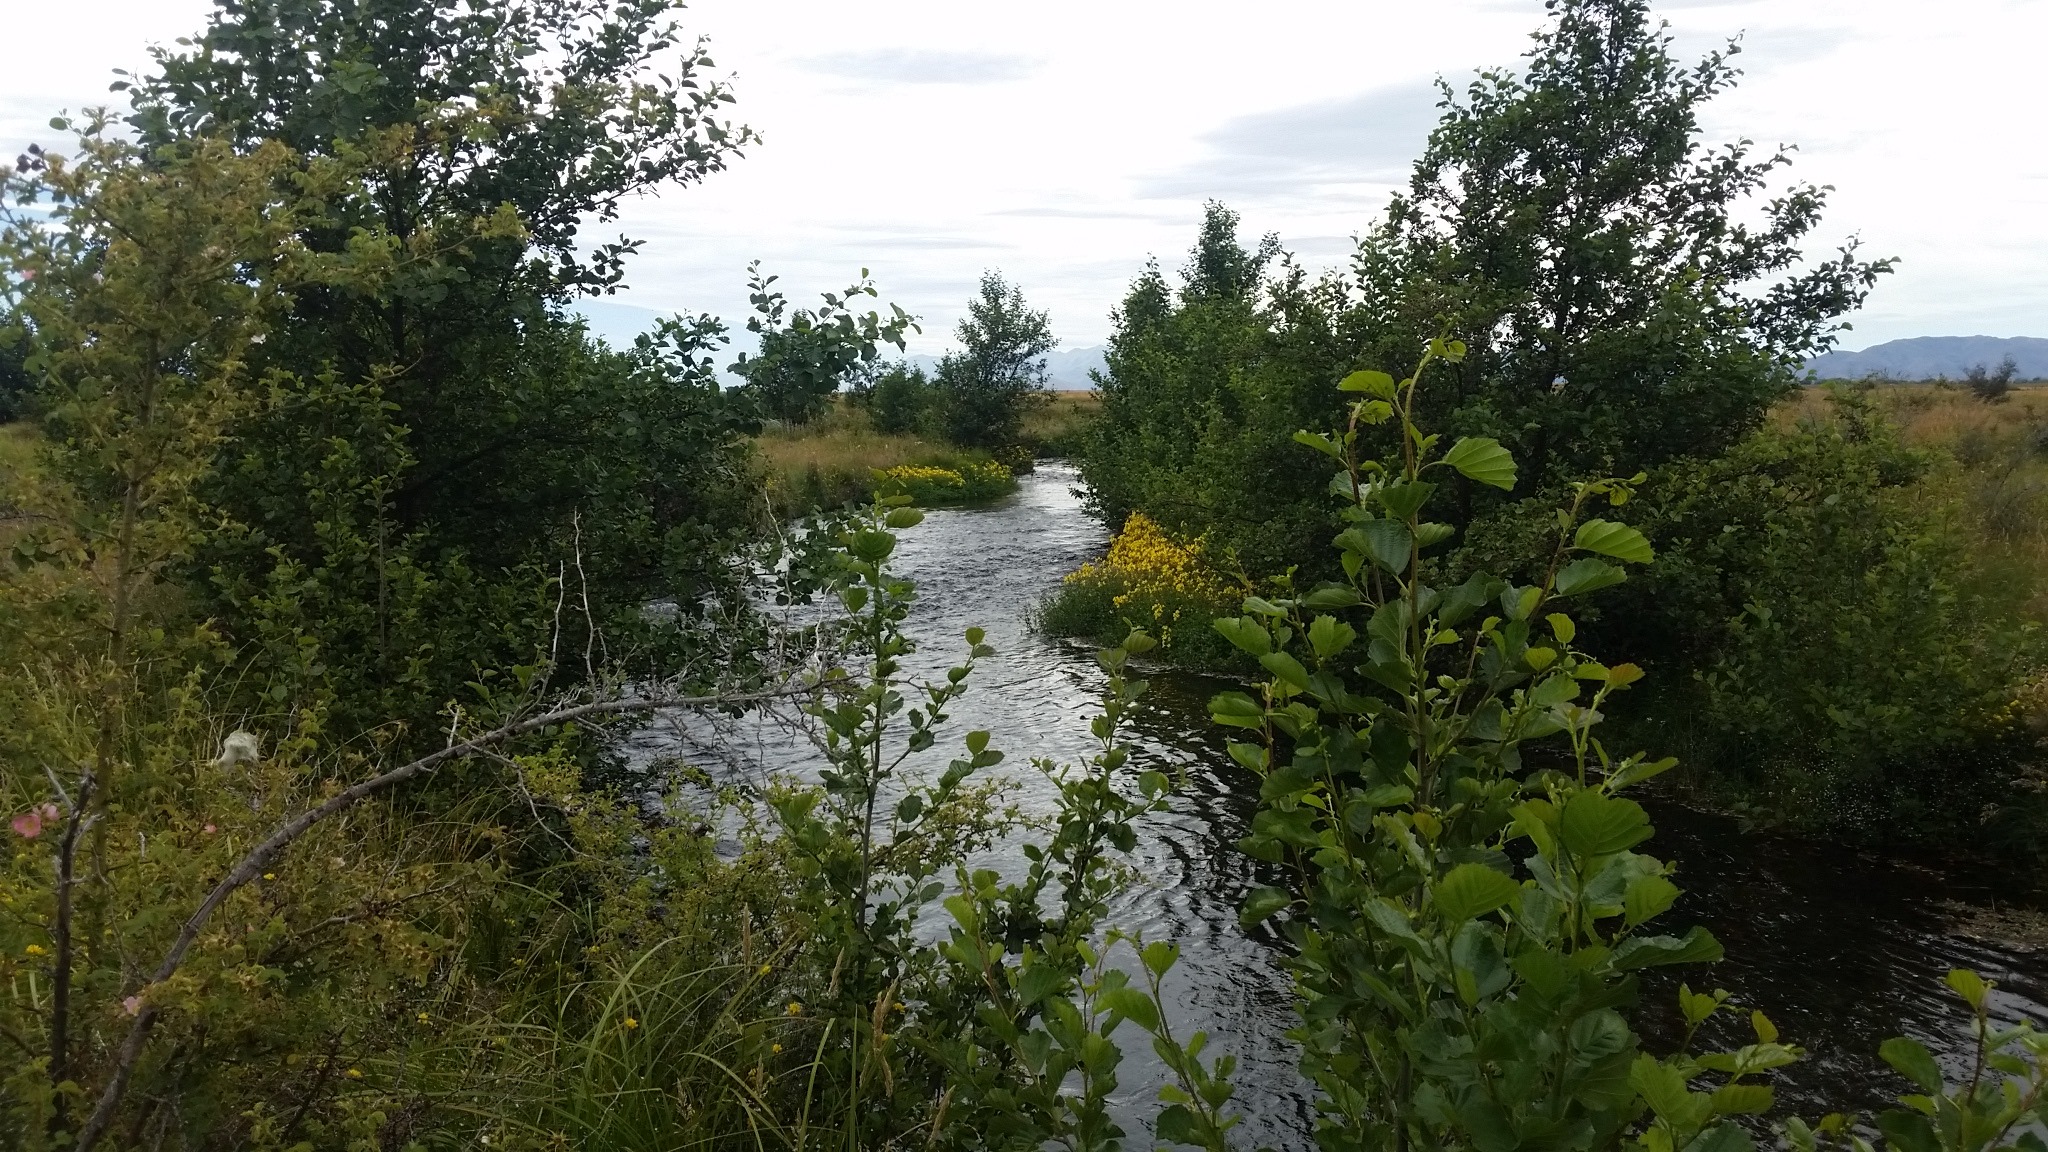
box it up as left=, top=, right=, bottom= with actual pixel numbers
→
left=1782, top=383, right=2048, bottom=621
left=1021, top=390, right=1101, bottom=455
left=754, top=403, right=1001, bottom=514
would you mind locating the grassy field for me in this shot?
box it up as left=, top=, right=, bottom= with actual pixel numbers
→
left=755, top=391, right=1101, bottom=515
left=1021, top=390, right=1101, bottom=456
left=1787, top=382, right=2048, bottom=621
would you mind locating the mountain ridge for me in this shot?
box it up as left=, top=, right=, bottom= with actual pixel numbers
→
left=1806, top=336, right=2048, bottom=380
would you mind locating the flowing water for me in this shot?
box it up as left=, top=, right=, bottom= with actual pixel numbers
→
left=643, top=462, right=2048, bottom=1147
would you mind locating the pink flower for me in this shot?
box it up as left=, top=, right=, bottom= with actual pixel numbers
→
left=122, top=996, right=142, bottom=1017
left=10, top=804, right=59, bottom=840
left=202, top=824, right=217, bottom=835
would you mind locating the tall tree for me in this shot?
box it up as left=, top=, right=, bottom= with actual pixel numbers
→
left=1366, top=0, right=1891, bottom=488
left=732, top=263, right=916, bottom=426
left=935, top=272, right=1054, bottom=448
left=106, top=0, right=767, bottom=739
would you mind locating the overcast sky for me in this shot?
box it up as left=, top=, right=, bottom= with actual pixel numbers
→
left=6, top=0, right=2045, bottom=354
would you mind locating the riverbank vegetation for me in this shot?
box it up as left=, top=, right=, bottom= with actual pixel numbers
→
left=4, top=0, right=2045, bottom=1148
left=1049, top=0, right=2046, bottom=853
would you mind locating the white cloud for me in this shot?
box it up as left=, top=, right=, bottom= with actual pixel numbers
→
left=6, top=0, right=2045, bottom=353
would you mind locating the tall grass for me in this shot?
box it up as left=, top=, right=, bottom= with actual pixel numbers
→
left=1788, top=383, right=2048, bottom=621
left=755, top=402, right=1017, bottom=514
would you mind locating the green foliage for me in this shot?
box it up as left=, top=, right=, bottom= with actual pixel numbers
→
left=1360, top=0, right=1891, bottom=491
left=1205, top=337, right=1784, bottom=1152
left=1081, top=202, right=1348, bottom=577
left=1084, top=0, right=1890, bottom=577
left=1600, top=390, right=2039, bottom=841
left=864, top=360, right=936, bottom=434
left=733, top=263, right=917, bottom=425
left=103, top=0, right=770, bottom=748
left=935, top=272, right=1055, bottom=449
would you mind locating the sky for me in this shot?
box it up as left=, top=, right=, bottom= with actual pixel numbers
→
left=5, top=0, right=2045, bottom=356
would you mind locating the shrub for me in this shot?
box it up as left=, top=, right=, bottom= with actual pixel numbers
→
left=1967, top=355, right=2020, bottom=403
left=866, top=360, right=933, bottom=434
left=1040, top=511, right=1241, bottom=664
left=1606, top=391, right=2042, bottom=842
left=872, top=460, right=1014, bottom=507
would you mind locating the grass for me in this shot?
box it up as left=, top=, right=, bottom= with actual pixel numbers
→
left=755, top=402, right=1018, bottom=515
left=1788, top=382, right=2048, bottom=621
left=1022, top=390, right=1101, bottom=458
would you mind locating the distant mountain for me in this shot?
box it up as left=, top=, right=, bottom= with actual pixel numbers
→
left=1805, top=336, right=2048, bottom=380
left=903, top=346, right=1106, bottom=391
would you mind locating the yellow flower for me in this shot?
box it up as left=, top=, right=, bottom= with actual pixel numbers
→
left=24, top=944, right=45, bottom=956
left=785, top=1000, right=803, bottom=1016
left=757, top=963, right=772, bottom=976
left=416, top=1011, right=430, bottom=1024
left=624, top=1017, right=639, bottom=1030
left=771, top=1042, right=784, bottom=1054
left=262, top=873, right=275, bottom=881
left=345, top=1068, right=363, bottom=1080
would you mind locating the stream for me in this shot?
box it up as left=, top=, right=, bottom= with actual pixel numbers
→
left=642, top=462, right=2048, bottom=1147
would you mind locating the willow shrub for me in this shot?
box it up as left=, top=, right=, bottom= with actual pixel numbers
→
left=1616, top=390, right=2037, bottom=846
left=1199, top=340, right=2048, bottom=1151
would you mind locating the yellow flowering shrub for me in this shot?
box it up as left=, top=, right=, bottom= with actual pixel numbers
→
left=1050, top=512, right=1237, bottom=652
left=873, top=459, right=1014, bottom=506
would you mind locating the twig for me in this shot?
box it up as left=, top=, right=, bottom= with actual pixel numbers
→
left=49, top=771, right=97, bottom=1129
left=71, top=678, right=832, bottom=1152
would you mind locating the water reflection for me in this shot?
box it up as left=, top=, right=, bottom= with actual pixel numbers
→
left=640, top=462, right=2046, bottom=1145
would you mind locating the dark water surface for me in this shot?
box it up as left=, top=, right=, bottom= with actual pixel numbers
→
left=644, top=463, right=2047, bottom=1146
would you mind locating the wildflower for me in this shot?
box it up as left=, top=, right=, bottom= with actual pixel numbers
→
left=785, top=1000, right=803, bottom=1016
left=10, top=803, right=59, bottom=840
left=416, top=1011, right=430, bottom=1024
left=262, top=872, right=276, bottom=881
left=345, top=1068, right=363, bottom=1080
left=771, top=1043, right=784, bottom=1054
left=122, top=996, right=141, bottom=1017
left=757, top=963, right=772, bottom=976
left=202, top=824, right=217, bottom=835
left=25, top=944, right=46, bottom=956
left=623, top=1017, right=639, bottom=1030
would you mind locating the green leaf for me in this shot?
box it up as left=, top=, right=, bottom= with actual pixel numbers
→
left=1155, top=1103, right=1199, bottom=1145
left=884, top=506, right=925, bottom=529
left=1259, top=651, right=1312, bottom=690
left=1710, top=1084, right=1775, bottom=1116
left=1211, top=616, right=1272, bottom=657
left=1555, top=557, right=1627, bottom=597
left=1301, top=583, right=1364, bottom=610
left=1878, top=1036, right=1943, bottom=1094
left=1574, top=519, right=1654, bottom=563
left=1360, top=520, right=1412, bottom=572
left=1877, top=1109, right=1940, bottom=1152
left=1293, top=429, right=1344, bottom=459
left=1017, top=964, right=1064, bottom=1006
left=1623, top=873, right=1680, bottom=927
left=1611, top=926, right=1724, bottom=969
left=1559, top=791, right=1651, bottom=857
left=1695, top=1122, right=1758, bottom=1152
left=895, top=793, right=924, bottom=822
left=1434, top=863, right=1522, bottom=924
left=1377, top=479, right=1436, bottom=520
left=1308, top=615, right=1357, bottom=659
left=1442, top=437, right=1518, bottom=490
left=1945, top=968, right=1990, bottom=1011
left=1338, top=369, right=1397, bottom=398
left=1101, top=985, right=1161, bottom=1033
left=1209, top=691, right=1265, bottom=729
left=1141, top=940, right=1179, bottom=977
left=1241, top=886, right=1292, bottom=927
